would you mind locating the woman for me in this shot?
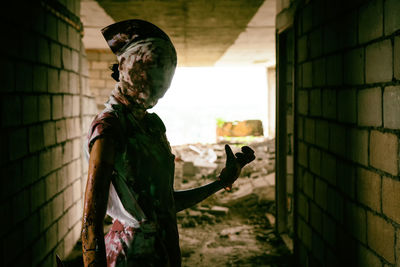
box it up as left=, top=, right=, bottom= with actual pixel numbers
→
left=82, top=19, right=255, bottom=267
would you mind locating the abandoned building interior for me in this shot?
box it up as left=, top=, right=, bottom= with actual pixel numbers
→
left=0, top=0, right=400, bottom=266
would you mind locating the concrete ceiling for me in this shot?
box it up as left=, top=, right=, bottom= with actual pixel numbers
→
left=81, top=0, right=276, bottom=67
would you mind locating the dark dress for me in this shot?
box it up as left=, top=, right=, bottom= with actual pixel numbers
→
left=87, top=95, right=181, bottom=267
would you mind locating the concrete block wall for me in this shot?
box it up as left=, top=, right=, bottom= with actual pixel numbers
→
left=0, top=1, right=97, bottom=266
left=287, top=0, right=400, bottom=266
left=86, top=50, right=117, bottom=111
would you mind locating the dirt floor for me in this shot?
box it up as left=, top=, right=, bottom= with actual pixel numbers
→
left=173, top=138, right=292, bottom=267
left=64, top=138, right=292, bottom=266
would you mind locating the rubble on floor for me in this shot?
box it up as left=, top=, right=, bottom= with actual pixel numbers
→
left=174, top=137, right=292, bottom=266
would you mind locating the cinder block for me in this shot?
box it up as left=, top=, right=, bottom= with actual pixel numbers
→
left=310, top=202, right=322, bottom=233
left=63, top=141, right=73, bottom=165
left=38, top=95, right=51, bottom=122
left=12, top=188, right=30, bottom=223
left=310, top=89, right=321, bottom=116
left=69, top=72, right=79, bottom=94
left=327, top=187, right=343, bottom=223
left=45, top=172, right=57, bottom=201
left=303, top=171, right=314, bottom=199
left=358, top=87, right=382, bottom=127
left=395, top=36, right=400, bottom=79
left=303, top=62, right=312, bottom=88
left=326, top=53, right=342, bottom=86
left=50, top=42, right=61, bottom=68
left=370, top=130, right=399, bottom=175
left=302, top=3, right=312, bottom=33
left=68, top=26, right=80, bottom=50
left=59, top=70, right=69, bottom=94
left=91, top=61, right=108, bottom=70
left=48, top=68, right=59, bottom=93
left=322, top=89, right=336, bottom=119
left=31, top=180, right=46, bottom=212
left=39, top=149, right=52, bottom=178
left=367, top=211, right=395, bottom=263
left=309, top=147, right=321, bottom=176
left=313, top=58, right=325, bottom=87
left=72, top=180, right=81, bottom=202
left=52, top=193, right=64, bottom=220
left=347, top=128, right=368, bottom=166
left=321, top=152, right=336, bottom=185
left=329, top=123, right=346, bottom=157
left=43, top=121, right=56, bottom=147
left=338, top=89, right=356, bottom=124
left=72, top=95, right=80, bottom=117
left=357, top=168, right=381, bottom=212
left=51, top=145, right=63, bottom=170
left=57, top=214, right=68, bottom=240
left=312, top=232, right=325, bottom=263
left=56, top=119, right=67, bottom=144
left=323, top=21, right=340, bottom=54
left=45, top=13, right=57, bottom=41
left=310, top=28, right=322, bottom=58
left=299, top=218, right=312, bottom=250
left=89, top=78, right=106, bottom=88
left=57, top=166, right=69, bottom=193
left=358, top=0, right=383, bottom=43
left=315, top=120, right=329, bottom=150
left=382, top=176, right=400, bottom=223
left=63, top=185, right=74, bottom=212
left=336, top=160, right=353, bottom=199
left=22, top=155, right=38, bottom=186
left=383, top=86, right=400, bottom=129
left=22, top=95, right=38, bottom=124
left=52, top=95, right=62, bottom=120
left=297, top=35, right=308, bottom=63
left=62, top=47, right=71, bottom=70
left=28, top=125, right=44, bottom=153
left=341, top=12, right=358, bottom=48
left=322, top=213, right=336, bottom=247
left=38, top=38, right=50, bottom=65
left=72, top=138, right=81, bottom=160
left=298, top=90, right=308, bottom=115
left=71, top=50, right=79, bottom=72
left=33, top=66, right=48, bottom=92
left=366, top=39, right=393, bottom=83
left=99, top=51, right=117, bottom=62
left=298, top=192, right=309, bottom=220
left=63, top=95, right=72, bottom=118
left=305, top=118, right=315, bottom=143
left=345, top=202, right=366, bottom=244
left=86, top=50, right=100, bottom=61
left=16, top=62, right=33, bottom=92
left=344, top=48, right=364, bottom=85
left=384, top=0, right=400, bottom=35
left=358, top=244, right=382, bottom=267
left=298, top=141, right=308, bottom=167
left=57, top=21, right=67, bottom=45
left=1, top=96, right=22, bottom=127
left=9, top=128, right=28, bottom=161
left=45, top=223, right=57, bottom=256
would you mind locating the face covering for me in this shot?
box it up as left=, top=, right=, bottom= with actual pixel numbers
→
left=111, top=38, right=176, bottom=113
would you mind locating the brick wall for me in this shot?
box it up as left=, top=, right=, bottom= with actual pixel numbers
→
left=277, top=0, right=400, bottom=266
left=0, top=1, right=97, bottom=266
left=86, top=50, right=117, bottom=110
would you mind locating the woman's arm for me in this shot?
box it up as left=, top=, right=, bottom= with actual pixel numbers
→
left=174, top=145, right=255, bottom=212
left=82, top=138, right=115, bottom=267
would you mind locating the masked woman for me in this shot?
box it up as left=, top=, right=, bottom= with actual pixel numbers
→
left=81, top=19, right=255, bottom=267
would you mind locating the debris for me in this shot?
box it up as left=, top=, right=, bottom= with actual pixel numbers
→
left=266, top=213, right=276, bottom=227
left=208, top=206, right=229, bottom=215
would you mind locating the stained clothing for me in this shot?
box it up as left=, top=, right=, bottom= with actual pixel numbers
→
left=87, top=95, right=181, bottom=266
